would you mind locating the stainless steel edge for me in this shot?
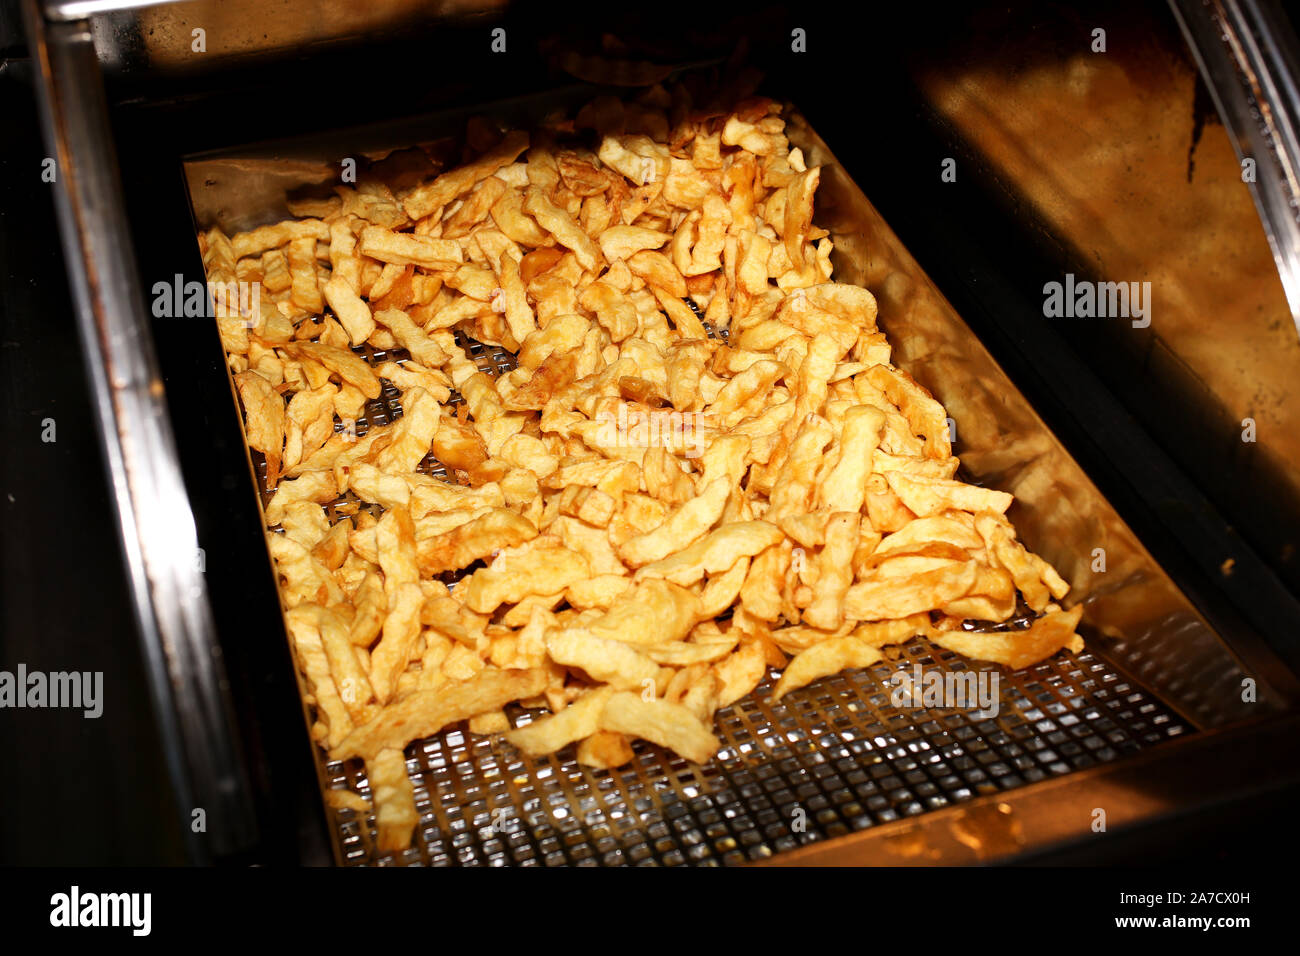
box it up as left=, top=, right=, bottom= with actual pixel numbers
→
left=44, top=0, right=181, bottom=22
left=1170, top=0, right=1300, bottom=336
left=22, top=0, right=256, bottom=860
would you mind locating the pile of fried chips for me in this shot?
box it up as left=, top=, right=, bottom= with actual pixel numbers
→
left=200, top=88, right=1082, bottom=852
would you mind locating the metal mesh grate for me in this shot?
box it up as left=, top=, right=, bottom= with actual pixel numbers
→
left=322, top=638, right=1188, bottom=866
left=247, top=328, right=1192, bottom=866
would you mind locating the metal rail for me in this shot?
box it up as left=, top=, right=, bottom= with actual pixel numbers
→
left=1171, top=0, right=1300, bottom=337
left=21, top=0, right=255, bottom=861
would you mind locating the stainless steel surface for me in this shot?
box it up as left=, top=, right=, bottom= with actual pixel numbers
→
left=757, top=710, right=1300, bottom=865
left=23, top=0, right=256, bottom=860
left=66, top=0, right=507, bottom=72
left=909, top=2, right=1300, bottom=591
left=46, top=0, right=180, bottom=22
left=1172, top=0, right=1300, bottom=333
left=187, top=89, right=1296, bottom=863
left=330, top=636, right=1189, bottom=865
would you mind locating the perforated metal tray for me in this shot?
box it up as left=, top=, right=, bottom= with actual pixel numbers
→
left=330, top=638, right=1187, bottom=867
left=249, top=333, right=1191, bottom=867
left=204, top=97, right=1292, bottom=866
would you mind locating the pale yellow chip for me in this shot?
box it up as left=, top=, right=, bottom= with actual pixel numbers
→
left=545, top=628, right=659, bottom=691
left=771, top=636, right=881, bottom=701
left=598, top=692, right=719, bottom=764
left=505, top=685, right=615, bottom=756
left=635, top=521, right=784, bottom=586
left=929, top=606, right=1084, bottom=669
left=331, top=667, right=549, bottom=760
left=617, top=477, right=729, bottom=568
left=368, top=748, right=419, bottom=854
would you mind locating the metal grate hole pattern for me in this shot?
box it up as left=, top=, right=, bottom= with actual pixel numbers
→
left=323, top=638, right=1189, bottom=866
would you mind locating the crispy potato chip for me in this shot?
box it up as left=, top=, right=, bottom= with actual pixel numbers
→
left=417, top=508, right=536, bottom=575
left=323, top=274, right=374, bottom=345
left=231, top=218, right=329, bottom=259
left=234, top=370, right=285, bottom=488
left=331, top=667, right=548, bottom=760
left=372, top=308, right=449, bottom=367
left=582, top=578, right=701, bottom=645
left=885, top=472, right=1013, bottom=517
left=287, top=603, right=374, bottom=720
left=599, top=692, right=719, bottom=764
left=402, top=130, right=529, bottom=220
left=618, top=477, right=728, bottom=568
left=803, top=512, right=859, bottom=631
left=575, top=730, right=636, bottom=769
left=505, top=685, right=615, bottom=756
left=845, top=561, right=979, bottom=620
left=817, top=405, right=885, bottom=513
left=929, top=606, right=1084, bottom=668
left=461, top=539, right=590, bottom=613
left=368, top=748, right=418, bottom=853
left=771, top=636, right=881, bottom=701
left=636, top=520, right=783, bottom=586
left=713, top=637, right=767, bottom=708
left=282, top=341, right=381, bottom=399
left=525, top=187, right=602, bottom=272
left=369, top=582, right=424, bottom=704
left=286, top=603, right=353, bottom=750
left=546, top=628, right=659, bottom=690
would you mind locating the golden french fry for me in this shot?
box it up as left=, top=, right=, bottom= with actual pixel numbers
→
left=698, top=556, right=749, bottom=617
left=575, top=731, right=636, bottom=769
left=885, top=472, right=1013, bottom=517
left=598, top=692, right=719, bottom=764
left=461, top=539, right=590, bottom=613
left=929, top=606, right=1084, bottom=668
left=803, top=512, right=859, bottom=631
left=845, top=561, right=979, bottom=621
left=505, top=685, right=615, bottom=756
left=771, top=636, right=882, bottom=701
left=234, top=370, right=285, bottom=488
left=617, top=478, right=729, bottom=568
left=323, top=275, right=374, bottom=345
left=402, top=130, right=529, bottom=220
left=545, top=628, right=659, bottom=690
left=368, top=582, right=424, bottom=704
left=331, top=667, right=549, bottom=760
left=417, top=508, right=537, bottom=576
left=282, top=341, right=381, bottom=399
left=286, top=604, right=353, bottom=751
left=231, top=218, right=329, bottom=259
left=713, top=637, right=767, bottom=708
left=287, top=603, right=374, bottom=720
left=817, top=405, right=885, bottom=513
left=636, top=521, right=784, bottom=586
left=367, top=748, right=419, bottom=854
left=525, top=187, right=602, bottom=272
